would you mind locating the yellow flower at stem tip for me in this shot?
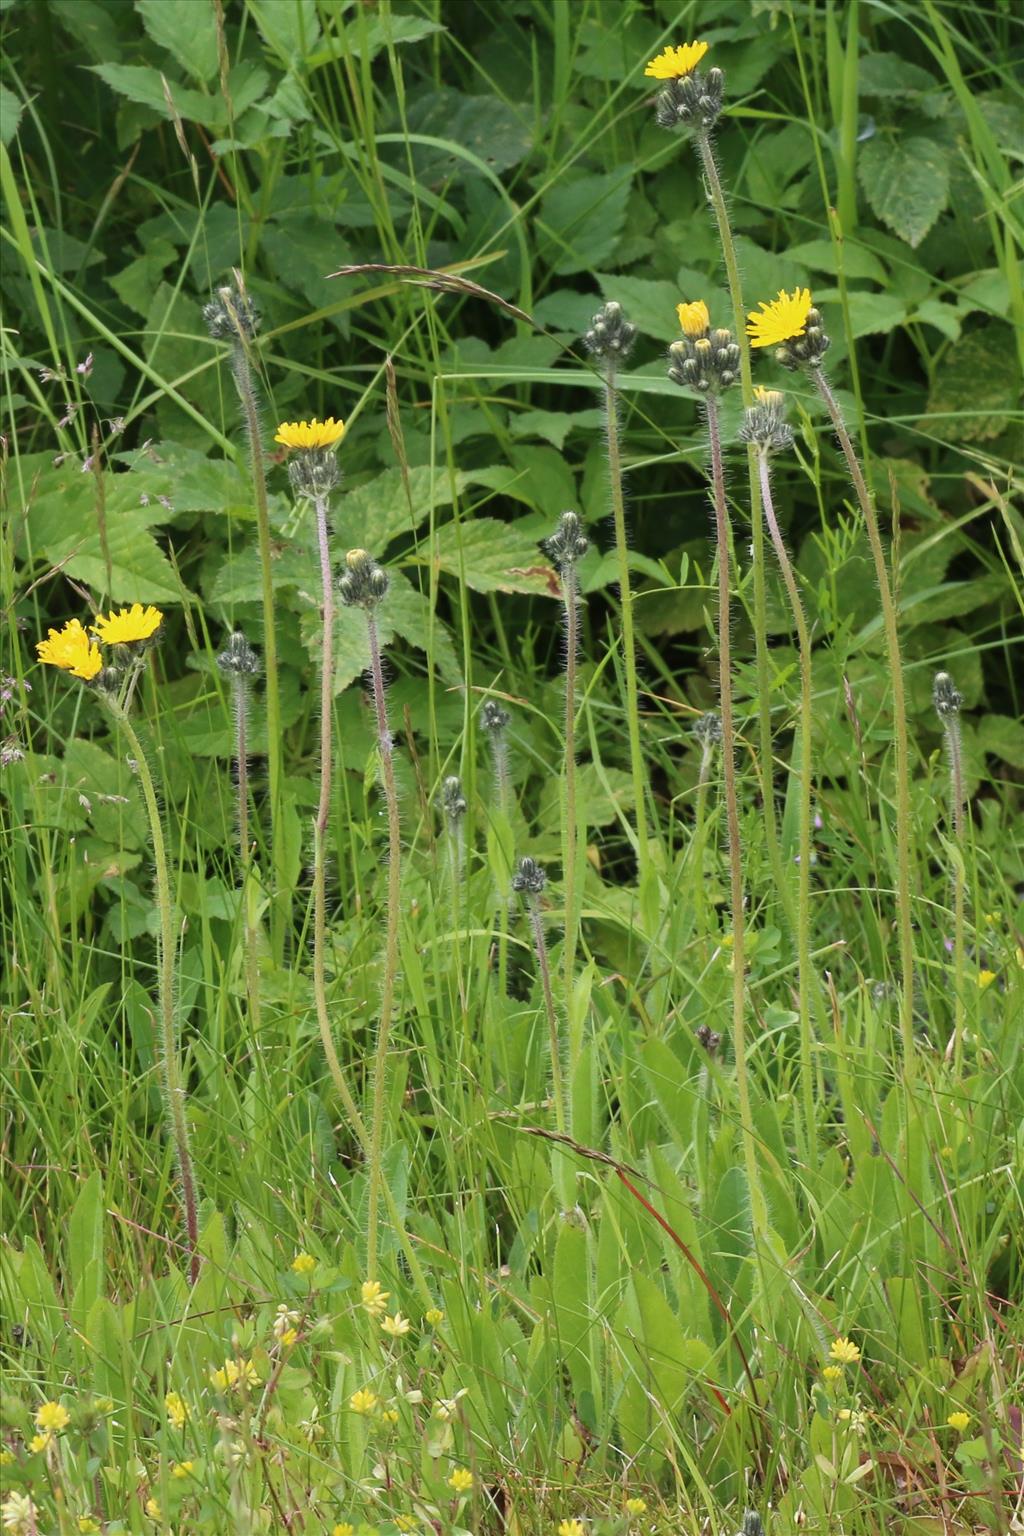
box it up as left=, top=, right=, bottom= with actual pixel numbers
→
left=171, top=1460, right=194, bottom=1479
left=625, top=1497, right=647, bottom=1515
left=274, top=416, right=345, bottom=451
left=36, top=618, right=102, bottom=681
left=947, top=1410, right=971, bottom=1432
left=645, top=41, right=708, bottom=79
left=829, top=1336, right=861, bottom=1365
left=91, top=603, right=163, bottom=645
left=381, top=1311, right=411, bottom=1337
left=291, top=1251, right=317, bottom=1275
left=28, top=1433, right=51, bottom=1453
left=360, top=1279, right=390, bottom=1315
left=424, top=1307, right=445, bottom=1326
left=349, top=1388, right=378, bottom=1415
left=677, top=299, right=710, bottom=338
left=332, top=1526, right=355, bottom=1536
left=164, top=1391, right=188, bottom=1428
left=746, top=287, right=814, bottom=348
left=35, top=1401, right=70, bottom=1434
left=977, top=969, right=996, bottom=990
left=448, top=1467, right=474, bottom=1493
left=557, top=1522, right=586, bottom=1536
left=822, top=1364, right=844, bottom=1383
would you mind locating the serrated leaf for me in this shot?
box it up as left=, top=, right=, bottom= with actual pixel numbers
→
left=538, top=168, right=634, bottom=277
left=595, top=273, right=680, bottom=341
left=89, top=63, right=222, bottom=127
left=333, top=465, right=471, bottom=550
left=786, top=238, right=887, bottom=284
left=977, top=715, right=1024, bottom=768
left=842, top=289, right=908, bottom=338
left=858, top=134, right=950, bottom=248
left=859, top=51, right=941, bottom=99
left=430, top=518, right=558, bottom=596
left=137, top=0, right=220, bottom=82
left=0, top=82, right=24, bottom=146
left=247, top=0, right=321, bottom=59
left=921, top=329, right=1018, bottom=442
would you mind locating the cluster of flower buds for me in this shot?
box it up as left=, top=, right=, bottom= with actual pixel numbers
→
left=288, top=450, right=341, bottom=500
left=933, top=671, right=962, bottom=720
left=216, top=630, right=260, bottom=678
left=511, top=855, right=547, bottom=896
left=441, top=774, right=467, bottom=823
left=738, top=1516, right=765, bottom=1536
left=772, top=306, right=831, bottom=370
left=338, top=548, right=389, bottom=610
left=668, top=311, right=740, bottom=395
left=203, top=283, right=259, bottom=343
left=545, top=510, right=589, bottom=570
left=739, top=388, right=794, bottom=454
left=655, top=65, right=725, bottom=134
left=480, top=699, right=511, bottom=735
left=692, top=710, right=723, bottom=749
left=582, top=301, right=637, bottom=362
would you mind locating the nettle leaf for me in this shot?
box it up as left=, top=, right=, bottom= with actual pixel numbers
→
left=595, top=274, right=680, bottom=342
left=921, top=328, right=1018, bottom=442
left=247, top=0, right=321, bottom=60
left=858, top=134, right=950, bottom=248
left=786, top=238, right=887, bottom=285
left=90, top=64, right=221, bottom=127
left=333, top=465, right=472, bottom=551
left=538, top=168, right=634, bottom=277
left=428, top=518, right=558, bottom=596
left=508, top=408, right=604, bottom=451
left=0, top=82, right=24, bottom=146
left=859, top=51, right=941, bottom=100
left=136, top=0, right=219, bottom=83
left=978, top=715, right=1024, bottom=769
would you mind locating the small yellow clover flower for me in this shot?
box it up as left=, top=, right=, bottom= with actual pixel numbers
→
left=291, top=1251, right=317, bottom=1275
left=822, top=1364, right=844, bottom=1384
left=447, top=1467, right=474, bottom=1493
left=381, top=1311, right=411, bottom=1338
left=349, top=1388, right=378, bottom=1415
left=977, top=969, right=997, bottom=990
left=746, top=287, right=814, bottom=349
left=36, top=618, right=102, bottom=681
left=274, top=417, right=345, bottom=451
left=91, top=603, right=163, bottom=646
left=164, top=1390, right=188, bottom=1428
left=34, top=1401, right=70, bottom=1434
left=625, top=1497, right=647, bottom=1514
left=360, top=1279, right=390, bottom=1315
left=947, top=1410, right=971, bottom=1432
left=828, top=1336, right=861, bottom=1365
left=677, top=299, right=710, bottom=338
left=645, top=41, right=708, bottom=79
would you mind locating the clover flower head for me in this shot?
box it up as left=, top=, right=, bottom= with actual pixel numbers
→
left=92, top=603, right=164, bottom=646
left=380, top=1311, right=411, bottom=1338
left=625, top=1497, right=647, bottom=1515
left=209, top=1357, right=259, bottom=1393
left=822, top=1364, right=843, bottom=1383
left=977, top=969, right=997, bottom=990
left=360, top=1279, right=390, bottom=1315
left=28, top=1433, right=50, bottom=1453
left=828, top=1336, right=861, bottom=1365
left=947, top=1410, right=971, bottom=1432
left=448, top=1467, right=474, bottom=1493
left=165, top=1391, right=189, bottom=1428
left=291, top=1251, right=317, bottom=1275
left=35, top=1400, right=70, bottom=1434
left=171, top=1461, right=194, bottom=1479
left=36, top=618, right=103, bottom=681
left=1, top=1494, right=38, bottom=1536
left=645, top=41, right=708, bottom=79
left=349, top=1388, right=378, bottom=1415
left=424, top=1307, right=445, bottom=1326
left=557, top=1521, right=586, bottom=1536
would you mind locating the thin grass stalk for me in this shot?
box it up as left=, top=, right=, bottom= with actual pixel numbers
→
left=365, top=609, right=402, bottom=1281
left=813, top=366, right=915, bottom=1073
left=104, top=698, right=199, bottom=1283
left=758, top=451, right=817, bottom=1143
left=604, top=361, right=650, bottom=876
left=935, top=673, right=966, bottom=1070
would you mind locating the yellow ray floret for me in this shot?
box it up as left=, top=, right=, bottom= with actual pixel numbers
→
left=645, top=41, right=708, bottom=80
left=36, top=618, right=102, bottom=680
left=92, top=603, right=164, bottom=645
left=746, top=287, right=814, bottom=348
left=274, top=416, right=346, bottom=451
left=677, top=299, right=710, bottom=338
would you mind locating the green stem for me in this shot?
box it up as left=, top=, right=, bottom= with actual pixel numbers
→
left=697, top=132, right=787, bottom=917
left=561, top=559, right=581, bottom=1097
left=231, top=341, right=286, bottom=963
left=365, top=611, right=402, bottom=1281
left=528, top=899, right=566, bottom=1137
left=105, top=700, right=199, bottom=1283
left=604, top=362, right=649, bottom=876
left=758, top=451, right=817, bottom=1147
left=944, top=716, right=966, bottom=1072
left=232, top=672, right=261, bottom=1037
left=312, top=496, right=368, bottom=1149
left=813, top=366, right=915, bottom=1074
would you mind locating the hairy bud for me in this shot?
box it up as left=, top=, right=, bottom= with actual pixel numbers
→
left=583, top=300, right=637, bottom=361
left=217, top=631, right=261, bottom=678
left=545, top=510, right=589, bottom=569
left=773, top=307, right=831, bottom=370
left=288, top=449, right=341, bottom=501
left=511, top=856, right=547, bottom=897
left=203, top=283, right=259, bottom=343
left=338, top=548, right=389, bottom=610
left=655, top=65, right=725, bottom=134
left=932, top=671, right=962, bottom=720
left=441, top=775, right=467, bottom=822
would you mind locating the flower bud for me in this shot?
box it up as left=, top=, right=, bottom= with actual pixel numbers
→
left=583, top=300, right=637, bottom=361
left=511, top=856, right=547, bottom=896
left=217, top=631, right=261, bottom=677
left=287, top=448, right=341, bottom=501
left=338, top=548, right=389, bottom=609
left=932, top=671, right=962, bottom=720
left=545, top=510, right=589, bottom=569
left=203, top=284, right=259, bottom=343
left=441, top=775, right=467, bottom=822
left=480, top=700, right=511, bottom=734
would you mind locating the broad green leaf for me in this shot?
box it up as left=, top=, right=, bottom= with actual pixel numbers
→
left=859, top=51, right=941, bottom=99
left=858, top=134, right=950, bottom=248
left=333, top=465, right=471, bottom=550
left=787, top=238, right=887, bottom=284
left=137, top=0, right=220, bottom=83
left=842, top=289, right=908, bottom=338
left=0, top=82, right=23, bottom=146
left=595, top=273, right=680, bottom=341
left=89, top=64, right=222, bottom=127
left=539, top=764, right=633, bottom=830
left=508, top=408, right=603, bottom=450
left=67, top=1171, right=104, bottom=1328
left=429, top=518, right=558, bottom=596
left=108, top=237, right=178, bottom=316
left=978, top=715, right=1024, bottom=768
left=538, top=168, right=634, bottom=276
left=921, top=329, right=1018, bottom=441
left=247, top=0, right=321, bottom=60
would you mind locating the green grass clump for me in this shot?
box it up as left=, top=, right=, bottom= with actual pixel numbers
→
left=2, top=3, right=1022, bottom=1533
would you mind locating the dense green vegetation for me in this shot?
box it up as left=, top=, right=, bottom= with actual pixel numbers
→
left=1, top=2, right=1022, bottom=1533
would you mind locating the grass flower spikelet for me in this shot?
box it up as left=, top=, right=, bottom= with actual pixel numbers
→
left=645, top=41, right=708, bottom=78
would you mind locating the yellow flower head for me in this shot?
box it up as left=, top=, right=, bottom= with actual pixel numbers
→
left=171, top=1460, right=194, bottom=1479
left=209, top=1357, right=259, bottom=1393
left=828, top=1336, right=861, bottom=1365
left=746, top=287, right=814, bottom=348
left=164, top=1390, right=188, bottom=1428
left=625, top=1497, right=647, bottom=1514
left=361, top=1279, right=390, bottom=1315
left=36, top=618, right=102, bottom=681
left=274, top=417, right=345, bottom=452
left=349, top=1388, right=378, bottom=1415
left=78, top=1520, right=101, bottom=1534
left=448, top=1467, right=474, bottom=1493
left=947, top=1410, right=971, bottom=1432
left=145, top=1499, right=161, bottom=1521
left=332, top=1526, right=356, bottom=1536
left=28, top=1433, right=51, bottom=1453
left=424, top=1307, right=445, bottom=1326
left=754, top=386, right=785, bottom=409
left=35, top=1401, right=70, bottom=1434
left=291, top=1251, right=317, bottom=1275
left=91, top=603, right=163, bottom=646
left=395, top=1520, right=418, bottom=1534
left=645, top=41, right=708, bottom=79
left=381, top=1311, right=411, bottom=1338
left=977, top=969, right=996, bottom=990
left=677, top=300, right=710, bottom=339
left=822, top=1364, right=844, bottom=1383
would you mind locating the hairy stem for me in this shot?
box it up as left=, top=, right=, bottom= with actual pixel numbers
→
left=561, top=559, right=581, bottom=1092
left=758, top=451, right=817, bottom=1143
left=105, top=700, right=199, bottom=1283
left=604, top=361, right=650, bottom=876
left=528, top=900, right=566, bottom=1137
left=232, top=674, right=261, bottom=1036
left=943, top=716, right=966, bottom=1071
left=813, top=366, right=915, bottom=1073
left=365, top=611, right=402, bottom=1280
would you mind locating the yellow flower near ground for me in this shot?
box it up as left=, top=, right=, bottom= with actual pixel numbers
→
left=977, top=969, right=997, bottom=990
left=644, top=41, right=708, bottom=79
left=557, top=1523, right=586, bottom=1536
left=828, top=1336, right=861, bottom=1365
left=165, top=1390, right=188, bottom=1428
left=625, top=1497, right=647, bottom=1514
left=381, top=1311, right=411, bottom=1337
left=947, top=1410, right=971, bottom=1432
left=448, top=1467, right=474, bottom=1492
left=361, top=1279, right=390, bottom=1315
left=746, top=287, right=814, bottom=348
left=91, top=603, right=163, bottom=645
left=822, top=1364, right=843, bottom=1383
left=274, top=417, right=345, bottom=451
left=78, top=1520, right=101, bottom=1534
left=332, top=1525, right=355, bottom=1536
left=144, top=1498, right=161, bottom=1520
left=36, top=618, right=102, bottom=681
left=28, top=1433, right=51, bottom=1453
left=424, top=1307, right=445, bottom=1326
left=171, top=1460, right=194, bottom=1478
left=291, top=1250, right=317, bottom=1274
left=349, top=1388, right=378, bottom=1415
left=677, top=300, right=710, bottom=338
left=35, top=1401, right=70, bottom=1433
left=209, top=1357, right=260, bottom=1393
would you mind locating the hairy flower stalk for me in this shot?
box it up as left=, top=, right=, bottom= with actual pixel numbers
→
left=545, top=511, right=589, bottom=1076
left=279, top=422, right=369, bottom=1154
left=204, top=282, right=287, bottom=959
left=743, top=392, right=818, bottom=1140
left=512, top=858, right=566, bottom=1136
left=934, top=671, right=966, bottom=1067
left=691, top=711, right=722, bottom=947
left=217, top=632, right=262, bottom=1034
left=440, top=775, right=468, bottom=1014
left=340, top=548, right=399, bottom=1280
left=582, top=303, right=651, bottom=882
left=481, top=699, right=514, bottom=997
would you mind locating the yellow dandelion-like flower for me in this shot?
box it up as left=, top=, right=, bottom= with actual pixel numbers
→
left=273, top=417, right=345, bottom=452
left=822, top=1364, right=844, bottom=1383
left=645, top=41, right=708, bottom=80
left=0, top=1450, right=13, bottom=1466
left=828, top=1336, right=861, bottom=1365
left=171, top=1460, right=194, bottom=1478
left=291, top=1250, right=317, bottom=1275
left=947, top=1410, right=971, bottom=1432
left=333, top=1526, right=356, bottom=1536
left=746, top=287, right=814, bottom=349
left=424, top=1307, right=445, bottom=1326
left=977, top=969, right=997, bottom=990
left=360, top=1279, right=390, bottom=1315
left=754, top=385, right=785, bottom=409
left=28, top=1433, right=51, bottom=1453
left=677, top=299, right=710, bottom=338
left=91, top=603, right=163, bottom=646
left=164, top=1391, right=188, bottom=1428
left=381, top=1311, right=411, bottom=1338
left=349, top=1388, right=378, bottom=1415
left=36, top=618, right=102, bottom=681
left=35, top=1401, right=70, bottom=1434
left=209, top=1357, right=260, bottom=1393
left=78, top=1520, right=101, bottom=1534
left=144, top=1498, right=161, bottom=1520
left=625, top=1497, right=647, bottom=1515
left=448, top=1467, right=474, bottom=1493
